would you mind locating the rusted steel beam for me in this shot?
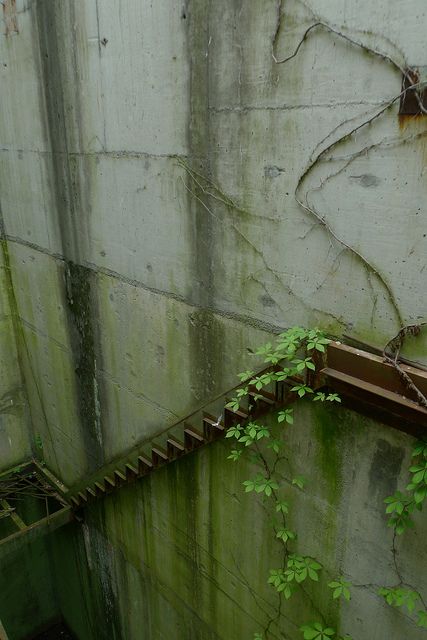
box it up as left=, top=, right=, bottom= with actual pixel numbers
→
left=327, top=342, right=427, bottom=399
left=399, top=68, right=427, bottom=116
left=67, top=340, right=427, bottom=508
left=184, top=425, right=205, bottom=451
left=151, top=446, right=168, bottom=467
left=202, top=414, right=225, bottom=441
left=322, top=342, right=427, bottom=434
left=166, top=437, right=185, bottom=459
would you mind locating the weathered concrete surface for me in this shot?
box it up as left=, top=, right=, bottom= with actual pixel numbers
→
left=1, top=0, right=427, bottom=638
left=1, top=0, right=427, bottom=478
left=0, top=247, right=31, bottom=472
left=0, top=534, right=60, bottom=640
left=52, top=404, right=427, bottom=640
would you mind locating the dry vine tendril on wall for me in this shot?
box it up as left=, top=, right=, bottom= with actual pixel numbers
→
left=224, top=327, right=427, bottom=639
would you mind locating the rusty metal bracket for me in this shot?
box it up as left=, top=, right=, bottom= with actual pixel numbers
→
left=399, top=68, right=427, bottom=115
left=322, top=342, right=427, bottom=435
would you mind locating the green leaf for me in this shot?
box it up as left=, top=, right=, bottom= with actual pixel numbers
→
left=300, top=622, right=335, bottom=640
left=292, top=358, right=315, bottom=372
left=412, top=440, right=427, bottom=458
left=292, top=475, right=306, bottom=489
left=378, top=587, right=420, bottom=613
left=276, top=500, right=289, bottom=514
left=255, top=342, right=272, bottom=355
left=268, top=439, right=282, bottom=453
left=387, top=510, right=414, bottom=534
left=326, top=393, right=341, bottom=403
left=243, top=480, right=255, bottom=492
left=268, top=568, right=294, bottom=598
left=278, top=409, right=293, bottom=424
left=276, top=528, right=296, bottom=542
left=237, top=370, right=255, bottom=382
left=225, top=425, right=242, bottom=439
left=268, top=569, right=285, bottom=587
left=300, top=627, right=318, bottom=640
left=287, top=557, right=321, bottom=584
left=417, top=610, right=427, bottom=628
left=413, top=469, right=426, bottom=485
left=313, top=392, right=326, bottom=402
left=227, top=449, right=242, bottom=461
left=291, top=384, right=313, bottom=398
left=275, top=368, right=291, bottom=381
left=328, top=578, right=351, bottom=601
left=225, top=399, right=240, bottom=412
left=384, top=492, right=408, bottom=515
left=414, top=485, right=427, bottom=504
left=256, top=426, right=270, bottom=440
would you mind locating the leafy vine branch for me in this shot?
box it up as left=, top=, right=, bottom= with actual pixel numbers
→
left=223, top=326, right=427, bottom=639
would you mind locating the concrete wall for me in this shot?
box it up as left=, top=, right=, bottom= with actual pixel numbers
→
left=0, top=534, right=60, bottom=639
left=53, top=405, right=427, bottom=640
left=2, top=0, right=427, bottom=484
left=1, top=0, right=427, bottom=638
left=0, top=245, right=32, bottom=472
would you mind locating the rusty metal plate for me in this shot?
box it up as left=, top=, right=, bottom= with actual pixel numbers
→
left=399, top=68, right=427, bottom=115
left=322, top=342, right=427, bottom=435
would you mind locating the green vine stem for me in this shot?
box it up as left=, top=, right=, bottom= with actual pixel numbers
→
left=224, top=327, right=427, bottom=639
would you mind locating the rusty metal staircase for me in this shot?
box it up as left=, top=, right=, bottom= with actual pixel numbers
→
left=66, top=368, right=291, bottom=509
left=5, top=340, right=422, bottom=515
left=64, top=340, right=427, bottom=509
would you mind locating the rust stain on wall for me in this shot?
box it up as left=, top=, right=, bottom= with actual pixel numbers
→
left=3, top=0, right=18, bottom=36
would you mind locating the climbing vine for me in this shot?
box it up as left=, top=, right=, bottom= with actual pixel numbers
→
left=178, top=2, right=427, bottom=633
left=224, top=326, right=427, bottom=639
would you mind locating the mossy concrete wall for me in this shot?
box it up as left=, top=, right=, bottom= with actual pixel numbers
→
left=1, top=0, right=427, bottom=638
left=0, top=534, right=60, bottom=640
left=0, top=246, right=32, bottom=472
left=52, top=404, right=427, bottom=639
left=2, top=0, right=427, bottom=483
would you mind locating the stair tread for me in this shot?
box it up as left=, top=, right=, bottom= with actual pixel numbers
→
left=152, top=446, right=168, bottom=459
left=167, top=437, right=185, bottom=450
left=203, top=415, right=225, bottom=430
left=248, top=390, right=276, bottom=404
left=225, top=402, right=248, bottom=418
left=184, top=426, right=204, bottom=441
left=138, top=455, right=153, bottom=468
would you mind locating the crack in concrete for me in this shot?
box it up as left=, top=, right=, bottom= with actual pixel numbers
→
left=98, top=368, right=179, bottom=420
left=209, top=100, right=388, bottom=114
left=4, top=234, right=294, bottom=335
left=0, top=146, right=188, bottom=161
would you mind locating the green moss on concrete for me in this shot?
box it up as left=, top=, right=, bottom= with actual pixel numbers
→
left=0, top=536, right=60, bottom=640
left=65, top=262, right=103, bottom=471
left=312, top=402, right=343, bottom=507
